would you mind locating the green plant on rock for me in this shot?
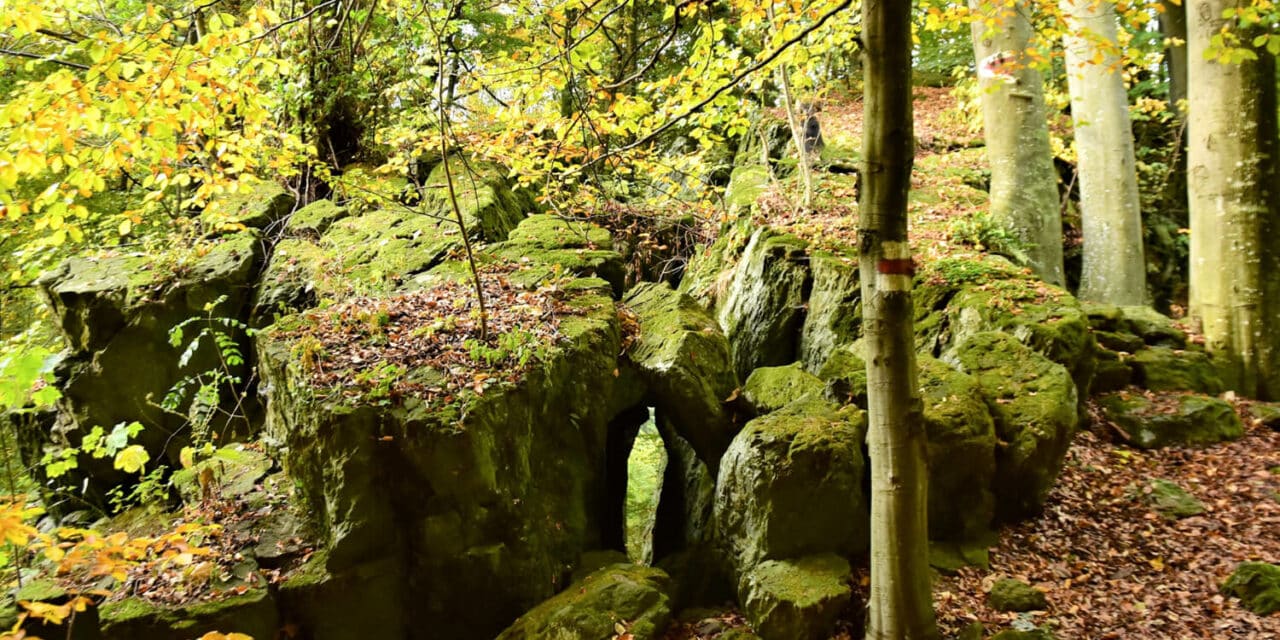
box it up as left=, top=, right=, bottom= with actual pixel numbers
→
left=464, top=328, right=542, bottom=369
left=163, top=296, right=256, bottom=444
left=352, top=363, right=407, bottom=405
left=946, top=211, right=1033, bottom=265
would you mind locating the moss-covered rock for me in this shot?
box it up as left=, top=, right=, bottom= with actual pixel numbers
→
left=815, top=342, right=869, bottom=408
left=714, top=399, right=868, bottom=573
left=798, top=252, right=861, bottom=371
left=1129, top=347, right=1223, bottom=394
left=285, top=199, right=349, bottom=237
left=319, top=208, right=461, bottom=293
left=1093, top=330, right=1145, bottom=354
left=1090, top=347, right=1133, bottom=394
left=36, top=232, right=263, bottom=505
left=251, top=237, right=331, bottom=325
left=1143, top=478, right=1205, bottom=519
left=988, top=578, right=1048, bottom=612
left=258, top=280, right=623, bottom=639
left=919, top=356, right=997, bottom=540
left=1118, top=305, right=1187, bottom=348
left=725, top=166, right=772, bottom=211
left=678, top=220, right=755, bottom=309
left=1097, top=392, right=1243, bottom=449
left=742, top=363, right=824, bottom=416
left=945, top=280, right=1094, bottom=404
left=715, top=228, right=811, bottom=377
left=415, top=156, right=536, bottom=242
left=277, top=551, right=405, bottom=640
left=651, top=422, right=717, bottom=560
left=171, top=445, right=272, bottom=504
left=737, top=554, right=851, bottom=640
left=99, top=589, right=277, bottom=640
left=1222, top=561, right=1280, bottom=615
left=1247, top=402, right=1280, bottom=429
left=497, top=564, right=673, bottom=640
left=625, top=282, right=739, bottom=468
left=491, top=215, right=625, bottom=296
left=200, top=177, right=295, bottom=234
left=946, top=332, right=1078, bottom=519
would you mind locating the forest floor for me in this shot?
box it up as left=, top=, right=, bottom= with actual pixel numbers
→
left=926, top=402, right=1280, bottom=639
left=663, top=86, right=1280, bottom=639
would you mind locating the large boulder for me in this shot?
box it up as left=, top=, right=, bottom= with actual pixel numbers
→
left=624, top=282, right=739, bottom=468
left=413, top=155, right=536, bottom=242
left=491, top=214, right=626, bottom=296
left=1129, top=347, right=1224, bottom=394
left=918, top=356, right=997, bottom=540
left=36, top=231, right=264, bottom=499
left=737, top=554, right=851, bottom=640
left=742, top=363, right=824, bottom=416
left=817, top=348, right=997, bottom=541
left=798, top=252, right=861, bottom=371
left=497, top=564, right=673, bottom=640
left=945, top=332, right=1078, bottom=519
left=714, top=228, right=811, bottom=377
left=99, top=589, right=277, bottom=640
left=714, top=399, right=868, bottom=574
left=915, top=258, right=1094, bottom=403
left=1097, top=391, right=1243, bottom=449
left=276, top=551, right=405, bottom=639
left=258, top=276, right=624, bottom=640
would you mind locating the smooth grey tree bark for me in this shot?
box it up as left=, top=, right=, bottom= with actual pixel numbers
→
left=1061, top=0, right=1147, bottom=304
left=969, top=0, right=1066, bottom=286
left=1187, top=0, right=1280, bottom=398
left=860, top=0, right=937, bottom=637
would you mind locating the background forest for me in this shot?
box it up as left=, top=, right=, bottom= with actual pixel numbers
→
left=1, top=0, right=1279, bottom=638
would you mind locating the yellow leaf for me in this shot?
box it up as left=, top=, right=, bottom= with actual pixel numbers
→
left=113, top=445, right=150, bottom=474
left=118, top=218, right=133, bottom=236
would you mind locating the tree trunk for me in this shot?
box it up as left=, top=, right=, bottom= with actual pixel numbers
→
left=860, top=0, right=937, bottom=638
left=1061, top=0, right=1146, bottom=304
left=969, top=0, right=1066, bottom=286
left=1187, top=0, right=1280, bottom=398
left=1160, top=0, right=1188, bottom=111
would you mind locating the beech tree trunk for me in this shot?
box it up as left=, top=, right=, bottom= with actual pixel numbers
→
left=1187, top=0, right=1280, bottom=398
left=969, top=0, right=1066, bottom=286
left=1061, top=0, right=1146, bottom=304
left=860, top=0, right=937, bottom=637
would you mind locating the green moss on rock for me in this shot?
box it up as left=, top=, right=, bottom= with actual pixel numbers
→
left=1098, top=392, right=1243, bottom=449
left=625, top=282, right=738, bottom=468
left=919, top=355, right=997, bottom=540
left=1222, top=561, right=1280, bottom=615
left=496, top=564, right=673, bottom=640
left=714, top=228, right=810, bottom=377
left=798, top=252, right=861, bottom=371
left=1129, top=347, right=1223, bottom=394
left=714, top=399, right=868, bottom=572
left=742, top=363, right=823, bottom=415
left=988, top=578, right=1048, bottom=612
left=100, top=589, right=277, bottom=640
left=946, top=332, right=1077, bottom=519
left=737, top=554, right=851, bottom=640
left=200, top=178, right=295, bottom=233
left=1144, top=478, right=1205, bottom=519
left=285, top=199, right=349, bottom=237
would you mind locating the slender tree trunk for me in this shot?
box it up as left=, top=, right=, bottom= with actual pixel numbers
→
left=1160, top=0, right=1188, bottom=111
left=1187, top=0, right=1280, bottom=398
left=1061, top=0, right=1146, bottom=304
left=860, top=0, right=937, bottom=638
left=766, top=3, right=815, bottom=211
left=969, top=0, right=1066, bottom=286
